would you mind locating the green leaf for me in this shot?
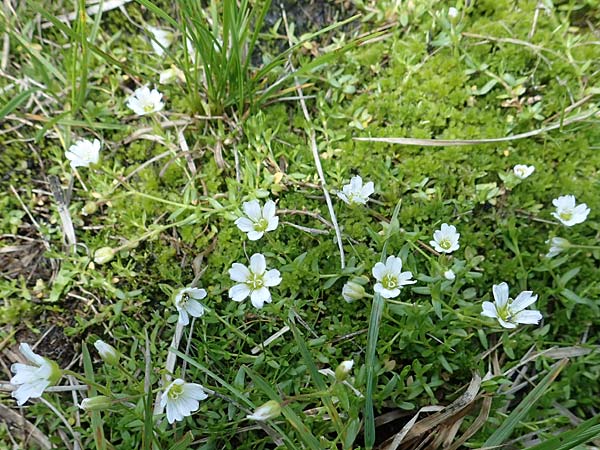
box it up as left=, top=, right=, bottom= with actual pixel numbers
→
left=0, top=88, right=38, bottom=120
left=526, top=415, right=600, bottom=450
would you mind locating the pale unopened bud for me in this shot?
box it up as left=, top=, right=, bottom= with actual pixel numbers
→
left=335, top=360, right=354, bottom=381
left=159, top=66, right=185, bottom=85
left=94, top=247, right=115, bottom=265
left=444, top=270, right=456, bottom=281
left=448, top=7, right=459, bottom=20
left=82, top=201, right=98, bottom=216
left=342, top=281, right=366, bottom=303
left=246, top=400, right=281, bottom=421
left=94, top=340, right=120, bottom=366
left=546, top=237, right=571, bottom=258
left=80, top=395, right=112, bottom=411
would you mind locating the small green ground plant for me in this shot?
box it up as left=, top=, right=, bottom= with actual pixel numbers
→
left=1, top=0, right=600, bottom=449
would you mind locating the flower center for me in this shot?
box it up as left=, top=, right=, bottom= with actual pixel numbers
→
left=247, top=273, right=264, bottom=290
left=381, top=274, right=397, bottom=290
left=253, top=218, right=269, bottom=232
left=439, top=239, right=452, bottom=250
left=559, top=210, right=573, bottom=221
left=143, top=103, right=155, bottom=113
left=516, top=168, right=525, bottom=177
left=497, top=302, right=513, bottom=322
left=180, top=293, right=189, bottom=307
left=168, top=384, right=184, bottom=400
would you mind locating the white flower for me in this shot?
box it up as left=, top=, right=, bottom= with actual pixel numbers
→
left=159, top=66, right=185, bottom=85
left=513, top=164, right=535, bottom=179
left=65, top=139, right=101, bottom=168
left=430, top=223, right=460, bottom=254
left=234, top=200, right=279, bottom=241
left=94, top=340, right=120, bottom=366
left=10, top=343, right=61, bottom=406
left=228, top=253, right=282, bottom=309
left=246, top=400, right=281, bottom=421
left=174, top=287, right=207, bottom=325
left=372, top=255, right=416, bottom=299
left=481, top=282, right=542, bottom=329
left=448, top=7, right=459, bottom=18
left=159, top=378, right=208, bottom=424
left=126, top=86, right=164, bottom=116
left=545, top=237, right=571, bottom=258
left=335, top=360, right=354, bottom=381
left=551, top=195, right=590, bottom=226
left=337, top=175, right=374, bottom=205
left=444, top=269, right=456, bottom=281
left=147, top=26, right=173, bottom=56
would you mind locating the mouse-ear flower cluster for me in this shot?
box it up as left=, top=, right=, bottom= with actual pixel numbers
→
left=430, top=223, right=460, bottom=254
left=174, top=287, right=207, bottom=325
left=234, top=199, right=279, bottom=241
left=228, top=253, right=282, bottom=309
left=337, top=175, right=374, bottom=205
left=551, top=195, right=590, bottom=226
left=160, top=378, right=208, bottom=424
left=65, top=139, right=101, bottom=168
left=10, top=343, right=62, bottom=406
left=372, top=256, right=416, bottom=299
left=127, top=86, right=164, bottom=116
left=481, top=282, right=542, bottom=329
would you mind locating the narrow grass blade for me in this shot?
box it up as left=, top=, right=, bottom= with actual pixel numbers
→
left=0, top=88, right=38, bottom=120
left=288, top=314, right=342, bottom=432
left=244, top=366, right=319, bottom=450
left=364, top=199, right=402, bottom=449
left=484, top=358, right=569, bottom=446
left=82, top=343, right=107, bottom=450
left=526, top=415, right=600, bottom=450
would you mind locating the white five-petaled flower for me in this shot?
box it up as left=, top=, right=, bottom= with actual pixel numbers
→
left=337, top=175, right=375, bottom=205
left=65, top=139, right=101, bottom=168
left=174, top=287, right=207, bottom=326
left=513, top=164, right=535, bottom=179
left=147, top=26, right=173, bottom=56
left=228, top=253, right=282, bottom=309
left=372, top=255, right=416, bottom=299
left=10, top=343, right=61, bottom=406
left=545, top=237, right=571, bottom=258
left=126, top=86, right=164, bottom=116
left=234, top=200, right=279, bottom=241
left=430, top=223, right=460, bottom=254
left=481, top=282, right=542, bottom=329
left=159, top=378, right=208, bottom=424
left=551, top=195, right=590, bottom=226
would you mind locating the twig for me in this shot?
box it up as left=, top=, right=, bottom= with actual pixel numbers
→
left=354, top=108, right=598, bottom=147
left=281, top=6, right=345, bottom=269
left=282, top=221, right=329, bottom=235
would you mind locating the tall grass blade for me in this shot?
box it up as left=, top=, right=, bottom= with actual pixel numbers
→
left=0, top=88, right=38, bottom=120
left=82, top=343, right=107, bottom=450
left=484, top=358, right=569, bottom=446
left=526, top=415, right=600, bottom=450
left=364, top=199, right=403, bottom=449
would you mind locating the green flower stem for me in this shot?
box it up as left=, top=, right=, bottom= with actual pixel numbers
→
left=111, top=214, right=200, bottom=253
left=281, top=390, right=334, bottom=406
left=64, top=370, right=112, bottom=396
left=572, top=244, right=600, bottom=250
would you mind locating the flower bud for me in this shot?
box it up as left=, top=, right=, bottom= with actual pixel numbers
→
left=448, top=7, right=459, bottom=20
left=246, top=400, right=281, bottom=421
left=159, top=66, right=184, bottom=85
left=94, top=247, right=115, bottom=265
left=335, top=360, right=354, bottom=381
left=81, top=201, right=98, bottom=216
left=80, top=395, right=112, bottom=411
left=546, top=237, right=571, bottom=258
left=342, top=280, right=366, bottom=303
left=444, top=270, right=456, bottom=281
left=94, top=340, right=120, bottom=366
